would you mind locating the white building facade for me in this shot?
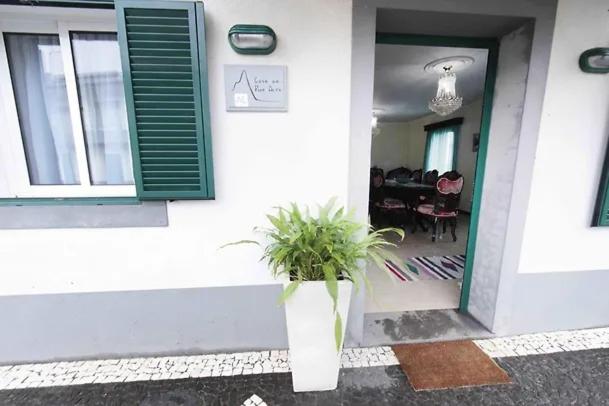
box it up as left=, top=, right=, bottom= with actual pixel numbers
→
left=0, top=0, right=608, bottom=364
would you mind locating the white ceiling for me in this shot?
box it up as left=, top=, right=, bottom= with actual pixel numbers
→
left=373, top=44, right=488, bottom=122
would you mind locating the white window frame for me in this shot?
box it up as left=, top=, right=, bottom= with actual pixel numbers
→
left=0, top=9, right=135, bottom=199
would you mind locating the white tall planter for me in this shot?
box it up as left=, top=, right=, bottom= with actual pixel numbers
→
left=284, top=280, right=352, bottom=392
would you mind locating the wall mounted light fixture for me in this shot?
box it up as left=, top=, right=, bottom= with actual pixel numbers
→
left=228, top=25, right=276, bottom=55
left=579, top=48, right=609, bottom=74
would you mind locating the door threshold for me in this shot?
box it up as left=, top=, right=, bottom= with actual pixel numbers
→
left=363, top=309, right=493, bottom=346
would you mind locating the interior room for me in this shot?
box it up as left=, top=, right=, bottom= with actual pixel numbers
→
left=366, top=42, right=488, bottom=313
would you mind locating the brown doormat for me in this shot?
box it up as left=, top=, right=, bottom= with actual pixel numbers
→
left=392, top=340, right=511, bottom=391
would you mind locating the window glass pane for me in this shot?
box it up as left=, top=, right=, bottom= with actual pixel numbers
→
left=425, top=128, right=455, bottom=174
left=5, top=33, right=79, bottom=185
left=71, top=32, right=133, bottom=185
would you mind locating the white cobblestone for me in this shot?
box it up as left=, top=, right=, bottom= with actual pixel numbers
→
left=474, top=327, right=609, bottom=358
left=1, top=327, right=607, bottom=390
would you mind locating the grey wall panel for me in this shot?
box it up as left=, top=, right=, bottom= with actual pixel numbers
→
left=0, top=285, right=288, bottom=364
left=0, top=201, right=167, bottom=229
left=467, top=23, right=534, bottom=329
left=508, top=270, right=609, bottom=334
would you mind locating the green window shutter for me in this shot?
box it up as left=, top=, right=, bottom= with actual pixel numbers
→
left=593, top=143, right=609, bottom=226
left=116, top=0, right=214, bottom=200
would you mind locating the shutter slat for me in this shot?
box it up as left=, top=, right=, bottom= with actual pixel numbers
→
left=126, top=24, right=190, bottom=34
left=128, top=40, right=191, bottom=50
left=135, top=101, right=195, bottom=108
left=138, top=136, right=197, bottom=143
left=117, top=0, right=213, bottom=199
left=142, top=164, right=199, bottom=171
left=133, top=87, right=194, bottom=95
left=133, top=79, right=194, bottom=87
left=125, top=8, right=186, bottom=17
left=144, top=185, right=201, bottom=191
left=131, top=64, right=192, bottom=72
left=132, top=72, right=193, bottom=80
left=125, top=16, right=189, bottom=26
left=129, top=48, right=191, bottom=57
left=141, top=157, right=199, bottom=164
left=143, top=172, right=200, bottom=178
left=140, top=151, right=198, bottom=158
left=137, top=122, right=197, bottom=130
left=134, top=94, right=193, bottom=102
left=128, top=33, right=190, bottom=42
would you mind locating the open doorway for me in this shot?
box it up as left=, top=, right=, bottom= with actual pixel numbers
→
left=366, top=35, right=496, bottom=315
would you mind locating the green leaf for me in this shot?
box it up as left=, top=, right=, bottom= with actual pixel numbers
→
left=278, top=280, right=300, bottom=304
left=322, top=264, right=338, bottom=312
left=219, top=240, right=260, bottom=249
left=267, top=214, right=287, bottom=233
left=334, top=312, right=343, bottom=352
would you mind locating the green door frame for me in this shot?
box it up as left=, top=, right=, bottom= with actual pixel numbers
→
left=375, top=33, right=499, bottom=312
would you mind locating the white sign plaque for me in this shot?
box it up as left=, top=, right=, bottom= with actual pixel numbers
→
left=224, top=65, right=287, bottom=112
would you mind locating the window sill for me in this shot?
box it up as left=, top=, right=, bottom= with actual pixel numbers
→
left=0, top=197, right=141, bottom=207
left=0, top=198, right=168, bottom=229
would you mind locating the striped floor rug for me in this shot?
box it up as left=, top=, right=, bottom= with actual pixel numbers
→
left=385, top=255, right=465, bottom=282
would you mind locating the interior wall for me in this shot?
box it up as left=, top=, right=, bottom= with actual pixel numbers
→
left=370, top=99, right=483, bottom=211
left=370, top=122, right=412, bottom=171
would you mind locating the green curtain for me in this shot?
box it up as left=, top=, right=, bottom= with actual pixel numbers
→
left=424, top=126, right=457, bottom=174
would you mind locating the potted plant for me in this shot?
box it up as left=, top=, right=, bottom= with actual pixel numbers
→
left=223, top=199, right=403, bottom=392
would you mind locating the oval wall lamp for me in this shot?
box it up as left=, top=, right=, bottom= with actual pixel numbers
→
left=228, top=24, right=277, bottom=55
left=579, top=48, right=609, bottom=73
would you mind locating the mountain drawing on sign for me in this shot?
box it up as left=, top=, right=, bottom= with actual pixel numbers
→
left=231, top=70, right=273, bottom=103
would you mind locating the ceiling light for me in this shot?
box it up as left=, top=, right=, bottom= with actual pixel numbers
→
left=429, top=67, right=462, bottom=116
left=425, top=56, right=473, bottom=116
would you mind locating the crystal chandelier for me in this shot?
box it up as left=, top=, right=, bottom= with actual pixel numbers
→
left=429, top=66, right=463, bottom=116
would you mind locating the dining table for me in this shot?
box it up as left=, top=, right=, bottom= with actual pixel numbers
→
left=382, top=179, right=436, bottom=230
left=383, top=179, right=435, bottom=205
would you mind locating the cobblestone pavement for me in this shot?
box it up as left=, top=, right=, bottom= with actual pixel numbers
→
left=474, top=327, right=609, bottom=357
left=1, top=348, right=609, bottom=405
left=0, top=348, right=398, bottom=390
left=1, top=327, right=608, bottom=391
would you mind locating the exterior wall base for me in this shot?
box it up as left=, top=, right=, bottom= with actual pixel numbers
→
left=0, top=285, right=289, bottom=365
left=497, top=269, right=609, bottom=335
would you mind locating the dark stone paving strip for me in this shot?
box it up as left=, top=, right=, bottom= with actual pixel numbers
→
left=1, top=349, right=609, bottom=405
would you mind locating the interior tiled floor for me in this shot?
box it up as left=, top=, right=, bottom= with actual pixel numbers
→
left=366, top=214, right=470, bottom=313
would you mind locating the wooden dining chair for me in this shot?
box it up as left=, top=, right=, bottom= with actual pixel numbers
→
left=386, top=166, right=411, bottom=181
left=410, top=169, right=423, bottom=183
left=414, top=173, right=464, bottom=242
left=369, top=168, right=407, bottom=227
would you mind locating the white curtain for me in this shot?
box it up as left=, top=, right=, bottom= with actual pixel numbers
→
left=424, top=127, right=456, bottom=174
left=5, top=34, right=79, bottom=185
left=71, top=32, right=133, bottom=185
